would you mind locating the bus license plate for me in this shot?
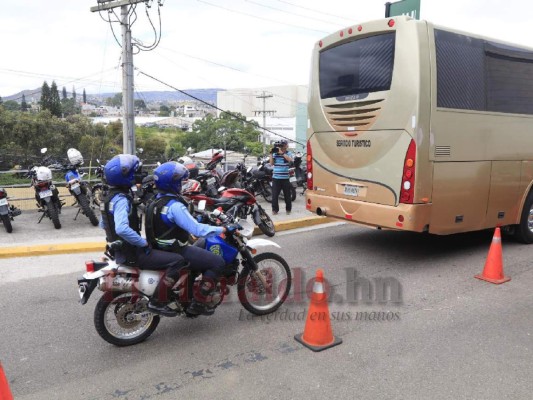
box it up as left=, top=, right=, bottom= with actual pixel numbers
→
left=344, top=185, right=360, bottom=197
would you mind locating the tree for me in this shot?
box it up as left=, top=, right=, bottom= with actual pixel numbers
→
left=159, top=105, right=170, bottom=117
left=105, top=93, right=122, bottom=107
left=3, top=100, right=20, bottom=111
left=82, top=89, right=87, bottom=104
left=134, top=99, right=147, bottom=110
left=72, top=86, right=77, bottom=102
left=40, top=81, right=51, bottom=111
left=185, top=112, right=263, bottom=155
left=0, top=96, right=3, bottom=105
left=21, top=94, right=29, bottom=112
left=49, top=81, right=62, bottom=117
left=62, top=86, right=67, bottom=100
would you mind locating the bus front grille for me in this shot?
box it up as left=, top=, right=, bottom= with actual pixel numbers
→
left=324, top=99, right=384, bottom=131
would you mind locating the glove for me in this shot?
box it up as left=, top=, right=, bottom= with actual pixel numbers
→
left=225, top=223, right=243, bottom=233
left=142, top=245, right=152, bottom=255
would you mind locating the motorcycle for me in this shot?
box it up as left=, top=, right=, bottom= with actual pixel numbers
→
left=77, top=205, right=291, bottom=346
left=27, top=149, right=64, bottom=229
left=0, top=187, right=22, bottom=233
left=293, top=152, right=307, bottom=195
left=182, top=179, right=276, bottom=237
left=60, top=149, right=99, bottom=226
left=194, top=151, right=225, bottom=197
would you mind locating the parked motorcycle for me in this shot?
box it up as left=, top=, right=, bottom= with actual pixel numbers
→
left=90, top=159, right=106, bottom=208
left=0, top=187, right=21, bottom=233
left=27, top=161, right=64, bottom=229
left=293, top=152, right=307, bottom=195
left=59, top=149, right=99, bottom=226
left=182, top=179, right=276, bottom=237
left=77, top=206, right=291, bottom=346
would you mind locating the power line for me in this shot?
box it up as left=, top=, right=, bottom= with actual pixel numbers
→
left=245, top=0, right=343, bottom=27
left=277, top=0, right=355, bottom=23
left=135, top=68, right=305, bottom=146
left=196, top=0, right=329, bottom=34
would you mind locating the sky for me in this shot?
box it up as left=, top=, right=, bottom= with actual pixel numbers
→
left=1, top=0, right=532, bottom=98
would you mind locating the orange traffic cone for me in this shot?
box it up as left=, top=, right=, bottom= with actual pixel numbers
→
left=294, top=269, right=342, bottom=352
left=0, top=362, right=14, bottom=400
left=475, top=227, right=511, bottom=284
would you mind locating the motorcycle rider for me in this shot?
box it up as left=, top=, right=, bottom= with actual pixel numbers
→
left=100, top=154, right=187, bottom=317
left=145, top=161, right=240, bottom=316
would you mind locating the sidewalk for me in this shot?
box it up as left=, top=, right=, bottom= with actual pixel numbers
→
left=0, top=194, right=333, bottom=258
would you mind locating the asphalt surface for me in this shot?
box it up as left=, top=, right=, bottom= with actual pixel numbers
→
left=0, top=223, right=531, bottom=399
left=0, top=192, right=332, bottom=258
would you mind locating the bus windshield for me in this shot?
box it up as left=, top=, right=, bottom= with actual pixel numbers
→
left=319, top=32, right=396, bottom=99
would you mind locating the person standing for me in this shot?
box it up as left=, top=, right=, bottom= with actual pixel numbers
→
left=269, top=139, right=294, bottom=215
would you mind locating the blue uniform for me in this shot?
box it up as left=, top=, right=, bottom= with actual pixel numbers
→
left=101, top=194, right=148, bottom=248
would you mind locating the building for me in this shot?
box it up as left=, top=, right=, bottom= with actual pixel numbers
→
left=217, top=85, right=308, bottom=152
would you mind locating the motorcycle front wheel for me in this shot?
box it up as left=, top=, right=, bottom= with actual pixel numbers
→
left=94, top=292, right=160, bottom=346
left=261, top=181, right=272, bottom=203
left=1, top=214, right=12, bottom=233
left=238, top=252, right=291, bottom=315
left=255, top=207, right=275, bottom=237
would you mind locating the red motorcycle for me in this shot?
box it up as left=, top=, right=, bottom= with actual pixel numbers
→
left=182, top=180, right=275, bottom=237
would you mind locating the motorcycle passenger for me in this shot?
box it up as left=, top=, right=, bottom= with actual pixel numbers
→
left=145, top=161, right=240, bottom=316
left=100, top=154, right=187, bottom=317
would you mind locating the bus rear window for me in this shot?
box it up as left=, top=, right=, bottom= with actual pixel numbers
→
left=319, top=32, right=395, bottom=100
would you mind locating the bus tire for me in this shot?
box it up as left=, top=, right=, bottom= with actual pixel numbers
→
left=514, top=190, right=533, bottom=244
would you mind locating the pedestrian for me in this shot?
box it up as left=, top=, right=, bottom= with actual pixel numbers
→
left=269, top=139, right=294, bottom=215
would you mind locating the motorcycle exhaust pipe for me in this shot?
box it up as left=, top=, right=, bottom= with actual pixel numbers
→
left=316, top=207, right=327, bottom=216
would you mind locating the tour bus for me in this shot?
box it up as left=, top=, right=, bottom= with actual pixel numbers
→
left=306, top=16, right=533, bottom=242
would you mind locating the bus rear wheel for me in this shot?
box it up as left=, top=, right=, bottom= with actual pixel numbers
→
left=514, top=191, right=533, bottom=244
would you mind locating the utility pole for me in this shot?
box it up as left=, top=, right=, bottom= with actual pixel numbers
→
left=91, top=0, right=145, bottom=155
left=254, top=92, right=276, bottom=156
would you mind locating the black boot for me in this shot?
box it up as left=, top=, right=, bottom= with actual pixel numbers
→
left=148, top=274, right=179, bottom=317
left=186, top=281, right=216, bottom=316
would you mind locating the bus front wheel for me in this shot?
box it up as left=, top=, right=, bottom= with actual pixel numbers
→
left=514, top=191, right=533, bottom=244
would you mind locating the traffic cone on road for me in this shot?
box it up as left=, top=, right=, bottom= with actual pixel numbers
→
left=294, top=269, right=342, bottom=352
left=475, top=227, right=511, bottom=284
left=0, top=362, right=14, bottom=400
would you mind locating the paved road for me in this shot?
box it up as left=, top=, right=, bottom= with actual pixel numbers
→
left=1, top=223, right=532, bottom=399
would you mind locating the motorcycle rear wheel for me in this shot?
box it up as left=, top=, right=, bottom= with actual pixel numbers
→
left=47, top=203, right=61, bottom=229
left=1, top=214, right=13, bottom=233
left=238, top=252, right=291, bottom=315
left=261, top=181, right=272, bottom=203
left=78, top=194, right=99, bottom=226
left=94, top=292, right=160, bottom=346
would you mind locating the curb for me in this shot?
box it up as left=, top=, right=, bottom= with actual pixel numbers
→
left=0, top=216, right=334, bottom=259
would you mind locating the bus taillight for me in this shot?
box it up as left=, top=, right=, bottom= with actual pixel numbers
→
left=306, top=140, right=313, bottom=190
left=400, top=139, right=416, bottom=204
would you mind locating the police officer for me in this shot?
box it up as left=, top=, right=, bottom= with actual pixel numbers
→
left=100, top=154, right=187, bottom=317
left=145, top=161, right=240, bottom=316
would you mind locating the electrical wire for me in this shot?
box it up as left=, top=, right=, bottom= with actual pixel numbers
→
left=135, top=68, right=305, bottom=146
left=277, top=0, right=355, bottom=23
left=196, top=0, right=329, bottom=34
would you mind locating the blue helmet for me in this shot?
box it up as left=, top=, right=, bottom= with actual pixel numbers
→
left=153, top=161, right=189, bottom=193
left=104, top=154, right=140, bottom=187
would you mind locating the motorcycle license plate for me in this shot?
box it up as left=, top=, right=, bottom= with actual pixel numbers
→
left=289, top=176, right=297, bottom=183
left=39, top=190, right=53, bottom=199
left=70, top=182, right=80, bottom=190
left=343, top=185, right=360, bottom=197
left=0, top=198, right=7, bottom=206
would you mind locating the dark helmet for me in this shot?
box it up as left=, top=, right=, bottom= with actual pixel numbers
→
left=153, top=161, right=189, bottom=194
left=279, top=139, right=288, bottom=146
left=103, top=154, right=140, bottom=187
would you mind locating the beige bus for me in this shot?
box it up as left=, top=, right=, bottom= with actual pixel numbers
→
left=306, top=16, right=533, bottom=242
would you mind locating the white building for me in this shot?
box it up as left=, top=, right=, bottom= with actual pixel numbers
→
left=217, top=85, right=308, bottom=152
